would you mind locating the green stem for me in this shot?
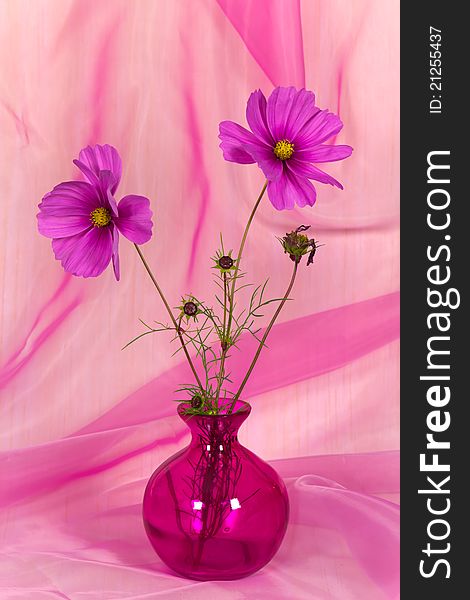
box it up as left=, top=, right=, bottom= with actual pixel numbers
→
left=214, top=273, right=228, bottom=406
left=228, top=181, right=268, bottom=322
left=133, top=243, right=204, bottom=391
left=224, top=273, right=228, bottom=323
left=230, top=260, right=299, bottom=411
left=216, top=181, right=268, bottom=404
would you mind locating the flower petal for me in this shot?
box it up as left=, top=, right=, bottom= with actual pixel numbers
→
left=267, top=87, right=318, bottom=141
left=296, top=144, right=353, bottom=163
left=219, top=121, right=266, bottom=164
left=246, top=90, right=273, bottom=145
left=115, top=195, right=153, bottom=244
left=267, top=167, right=317, bottom=210
left=295, top=109, right=344, bottom=147
left=74, top=144, right=122, bottom=194
left=219, top=117, right=283, bottom=180
left=289, top=175, right=317, bottom=208
left=51, top=226, right=113, bottom=278
left=72, top=159, right=100, bottom=187
left=258, top=157, right=283, bottom=182
left=288, top=159, right=343, bottom=189
left=284, top=89, right=318, bottom=140
left=38, top=213, right=92, bottom=239
left=266, top=87, right=296, bottom=140
left=111, top=225, right=120, bottom=281
left=37, top=181, right=97, bottom=238
left=39, top=181, right=97, bottom=212
left=97, top=170, right=119, bottom=216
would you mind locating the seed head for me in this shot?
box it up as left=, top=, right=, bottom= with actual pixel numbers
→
left=218, top=255, right=234, bottom=270
left=183, top=301, right=198, bottom=317
left=191, top=395, right=203, bottom=409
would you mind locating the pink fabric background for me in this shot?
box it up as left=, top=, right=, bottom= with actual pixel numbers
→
left=0, top=1, right=399, bottom=598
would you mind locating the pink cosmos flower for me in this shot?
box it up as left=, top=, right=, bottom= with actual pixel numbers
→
left=219, top=87, right=353, bottom=210
left=37, top=144, right=153, bottom=280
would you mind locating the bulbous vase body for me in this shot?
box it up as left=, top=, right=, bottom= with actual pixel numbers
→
left=143, top=401, right=289, bottom=580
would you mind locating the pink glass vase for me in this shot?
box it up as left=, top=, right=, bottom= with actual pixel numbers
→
left=143, top=400, right=289, bottom=580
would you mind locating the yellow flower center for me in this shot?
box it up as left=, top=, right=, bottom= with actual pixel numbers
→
left=90, top=206, right=111, bottom=227
left=273, top=139, right=294, bottom=160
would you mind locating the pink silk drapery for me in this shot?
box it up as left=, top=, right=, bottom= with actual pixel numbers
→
left=0, top=0, right=399, bottom=598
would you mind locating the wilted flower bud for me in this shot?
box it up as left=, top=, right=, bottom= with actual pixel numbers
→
left=278, top=225, right=320, bottom=266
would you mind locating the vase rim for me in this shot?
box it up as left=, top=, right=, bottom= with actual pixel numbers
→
left=177, top=399, right=251, bottom=419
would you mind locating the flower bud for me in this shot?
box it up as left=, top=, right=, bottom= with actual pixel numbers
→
left=177, top=295, right=202, bottom=322
left=212, top=249, right=236, bottom=273
left=218, top=255, right=234, bottom=270
left=183, top=301, right=198, bottom=317
left=191, top=395, right=203, bottom=409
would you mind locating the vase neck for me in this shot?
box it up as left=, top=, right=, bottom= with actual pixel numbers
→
left=177, top=400, right=251, bottom=449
